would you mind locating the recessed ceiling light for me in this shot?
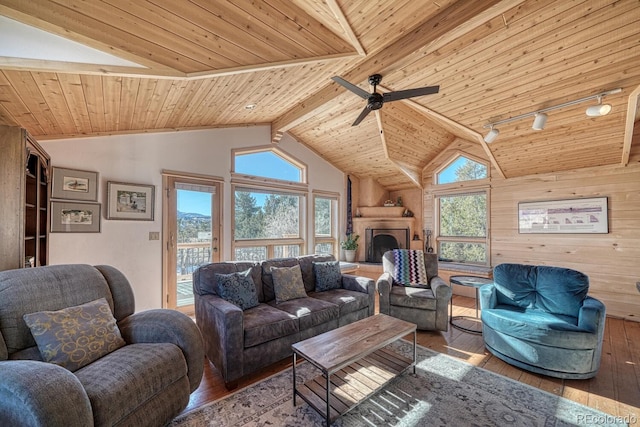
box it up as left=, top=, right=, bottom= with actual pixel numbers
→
left=244, top=104, right=256, bottom=110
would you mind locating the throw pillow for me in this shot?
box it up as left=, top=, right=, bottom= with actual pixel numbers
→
left=313, top=260, right=342, bottom=292
left=214, top=269, right=260, bottom=310
left=23, top=297, right=126, bottom=372
left=271, top=264, right=307, bottom=304
left=393, top=249, right=429, bottom=286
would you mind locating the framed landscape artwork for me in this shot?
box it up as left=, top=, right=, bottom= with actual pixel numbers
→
left=518, top=197, right=608, bottom=234
left=51, top=201, right=101, bottom=233
left=107, top=182, right=155, bottom=221
left=51, top=167, right=99, bottom=201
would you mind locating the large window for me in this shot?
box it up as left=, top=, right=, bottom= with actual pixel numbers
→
left=435, top=154, right=489, bottom=265
left=314, top=193, right=338, bottom=256
left=232, top=147, right=307, bottom=261
left=233, top=187, right=304, bottom=261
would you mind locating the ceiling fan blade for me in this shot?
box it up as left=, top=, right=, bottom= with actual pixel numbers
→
left=382, top=85, right=440, bottom=103
left=332, top=76, right=370, bottom=100
left=352, top=106, right=372, bottom=126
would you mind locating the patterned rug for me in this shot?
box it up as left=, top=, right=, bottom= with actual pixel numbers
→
left=170, top=341, right=627, bottom=426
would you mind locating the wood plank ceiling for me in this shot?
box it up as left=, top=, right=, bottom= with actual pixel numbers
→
left=0, top=0, right=639, bottom=190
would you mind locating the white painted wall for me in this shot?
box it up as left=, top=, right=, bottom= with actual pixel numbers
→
left=41, top=126, right=345, bottom=311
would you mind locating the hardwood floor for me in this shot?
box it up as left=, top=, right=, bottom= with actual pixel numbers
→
left=184, top=295, right=640, bottom=425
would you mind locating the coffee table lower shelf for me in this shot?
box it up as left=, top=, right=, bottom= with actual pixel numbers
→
left=295, top=347, right=413, bottom=423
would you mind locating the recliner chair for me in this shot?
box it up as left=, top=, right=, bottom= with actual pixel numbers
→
left=0, top=264, right=204, bottom=427
left=377, top=250, right=451, bottom=331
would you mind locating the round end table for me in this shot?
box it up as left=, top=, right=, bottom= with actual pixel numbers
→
left=449, top=275, right=493, bottom=334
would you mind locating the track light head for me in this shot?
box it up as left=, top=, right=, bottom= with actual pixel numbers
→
left=484, top=127, right=499, bottom=143
left=532, top=112, right=547, bottom=131
left=586, top=101, right=612, bottom=117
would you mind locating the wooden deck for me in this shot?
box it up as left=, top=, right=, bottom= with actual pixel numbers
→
left=185, top=294, right=640, bottom=425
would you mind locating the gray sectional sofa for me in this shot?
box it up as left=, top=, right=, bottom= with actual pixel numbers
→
left=193, top=254, right=375, bottom=388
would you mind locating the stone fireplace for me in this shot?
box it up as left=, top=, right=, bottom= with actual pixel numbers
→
left=365, top=228, right=409, bottom=263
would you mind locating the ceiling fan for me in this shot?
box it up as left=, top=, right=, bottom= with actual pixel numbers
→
left=332, top=74, right=440, bottom=126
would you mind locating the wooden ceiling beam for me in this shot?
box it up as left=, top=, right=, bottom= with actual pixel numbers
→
left=325, top=0, right=365, bottom=56
left=270, top=0, right=524, bottom=143
left=622, top=84, right=640, bottom=166
left=401, top=96, right=506, bottom=179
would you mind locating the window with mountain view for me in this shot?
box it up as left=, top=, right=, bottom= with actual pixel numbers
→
left=232, top=148, right=307, bottom=261
left=435, top=155, right=489, bottom=265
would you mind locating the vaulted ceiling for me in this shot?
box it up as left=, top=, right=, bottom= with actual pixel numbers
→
left=0, top=0, right=639, bottom=190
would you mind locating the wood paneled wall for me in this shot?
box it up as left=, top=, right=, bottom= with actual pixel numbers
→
left=422, top=138, right=640, bottom=320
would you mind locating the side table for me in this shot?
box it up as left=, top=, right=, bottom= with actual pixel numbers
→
left=449, top=275, right=493, bottom=334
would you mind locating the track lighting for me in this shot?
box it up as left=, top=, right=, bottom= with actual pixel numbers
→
left=586, top=96, right=612, bottom=117
left=484, top=127, right=499, bottom=143
left=532, top=113, right=547, bottom=131
left=482, top=88, right=621, bottom=143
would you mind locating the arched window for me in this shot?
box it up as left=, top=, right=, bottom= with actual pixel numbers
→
left=234, top=148, right=305, bottom=183
left=231, top=147, right=309, bottom=261
left=436, top=155, right=487, bottom=185
left=434, top=154, right=489, bottom=265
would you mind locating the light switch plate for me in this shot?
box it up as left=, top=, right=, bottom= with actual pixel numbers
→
left=149, top=232, right=160, bottom=240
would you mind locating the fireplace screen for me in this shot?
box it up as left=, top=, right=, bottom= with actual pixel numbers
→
left=365, top=228, right=410, bottom=263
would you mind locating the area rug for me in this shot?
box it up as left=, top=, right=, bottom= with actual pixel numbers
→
left=170, top=341, right=627, bottom=426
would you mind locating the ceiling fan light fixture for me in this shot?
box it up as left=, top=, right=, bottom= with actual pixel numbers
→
left=532, top=112, right=547, bottom=131
left=484, top=127, right=499, bottom=143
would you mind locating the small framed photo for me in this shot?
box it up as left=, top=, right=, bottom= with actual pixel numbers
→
left=51, top=167, right=99, bottom=201
left=51, top=201, right=101, bottom=233
left=107, top=182, right=155, bottom=221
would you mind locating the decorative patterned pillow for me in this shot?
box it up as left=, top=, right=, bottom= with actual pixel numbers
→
left=393, top=249, right=429, bottom=286
left=271, top=264, right=307, bottom=304
left=23, top=297, right=126, bottom=372
left=214, top=269, right=260, bottom=310
left=313, top=260, right=342, bottom=292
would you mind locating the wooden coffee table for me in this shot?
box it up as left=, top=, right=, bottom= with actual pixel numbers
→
left=291, top=314, right=416, bottom=426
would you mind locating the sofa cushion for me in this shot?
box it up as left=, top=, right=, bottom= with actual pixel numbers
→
left=23, top=298, right=125, bottom=372
left=309, top=289, right=369, bottom=316
left=261, top=258, right=299, bottom=302
left=242, top=304, right=299, bottom=348
left=482, top=305, right=597, bottom=350
left=214, top=269, right=259, bottom=311
left=298, top=254, right=334, bottom=293
left=393, top=249, right=428, bottom=286
left=389, top=286, right=437, bottom=310
left=535, top=266, right=588, bottom=317
left=493, top=263, right=538, bottom=308
left=272, top=265, right=307, bottom=304
left=74, top=342, right=188, bottom=426
left=270, top=297, right=339, bottom=330
left=313, top=260, right=342, bottom=292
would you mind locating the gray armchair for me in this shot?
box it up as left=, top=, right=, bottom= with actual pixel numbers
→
left=377, top=250, right=451, bottom=331
left=0, top=264, right=204, bottom=427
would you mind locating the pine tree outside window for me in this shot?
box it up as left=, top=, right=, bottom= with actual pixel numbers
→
left=435, top=155, right=489, bottom=265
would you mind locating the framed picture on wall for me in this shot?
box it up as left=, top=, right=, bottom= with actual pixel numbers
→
left=107, top=181, right=155, bottom=221
left=518, top=197, right=608, bottom=234
left=51, top=167, right=99, bottom=201
left=51, top=201, right=101, bottom=233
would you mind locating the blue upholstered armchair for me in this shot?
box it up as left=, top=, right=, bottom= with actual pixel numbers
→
left=479, top=263, right=605, bottom=379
